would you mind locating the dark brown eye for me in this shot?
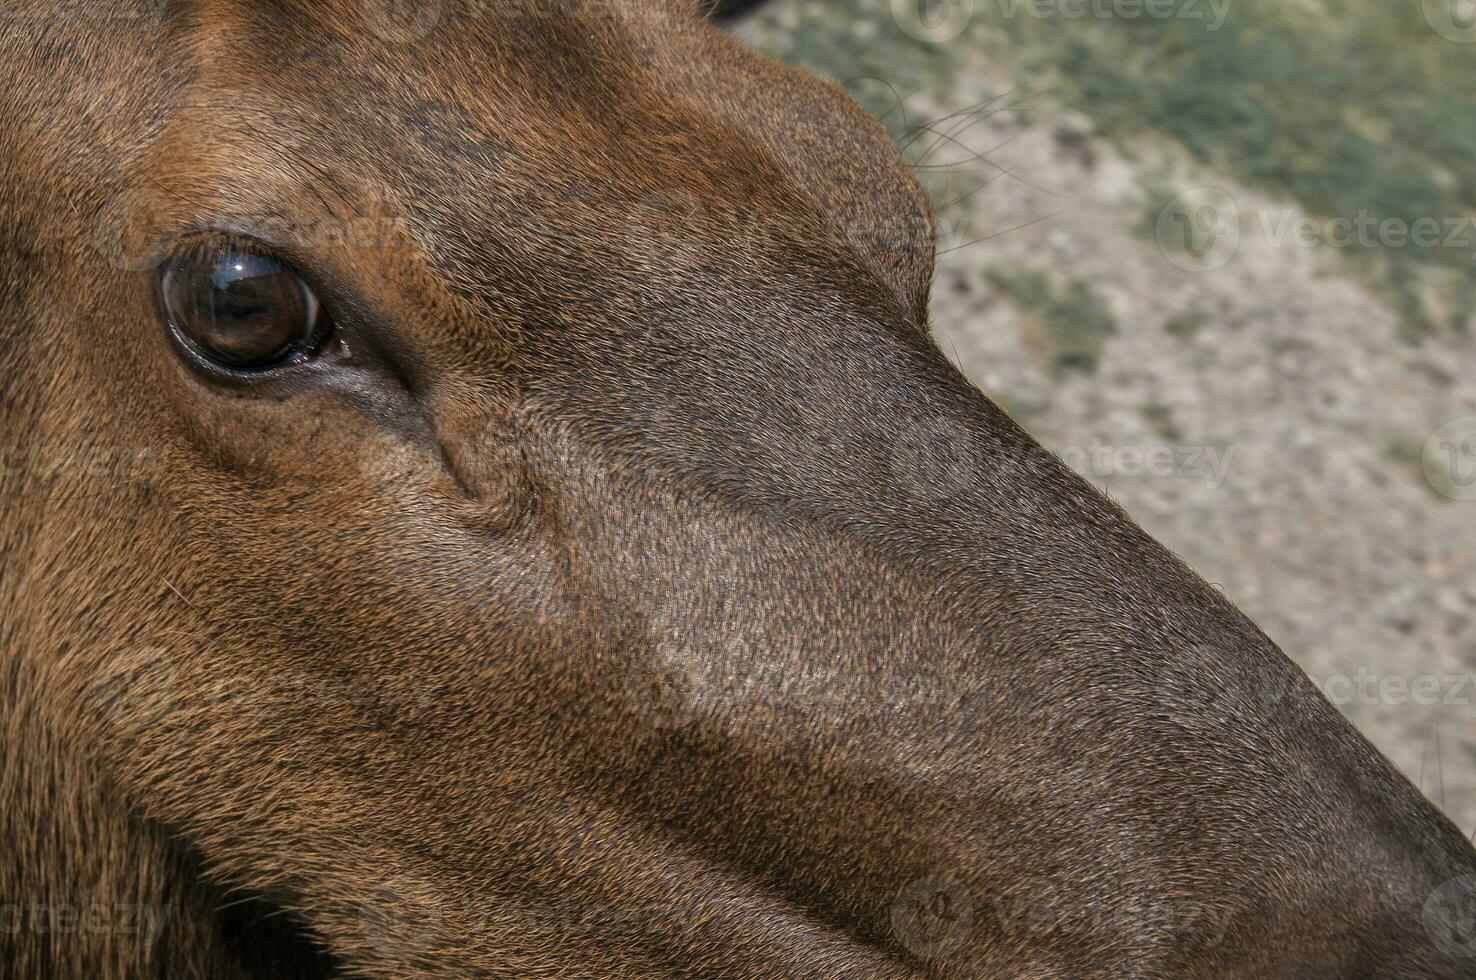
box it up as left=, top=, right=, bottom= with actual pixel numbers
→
left=160, top=246, right=327, bottom=371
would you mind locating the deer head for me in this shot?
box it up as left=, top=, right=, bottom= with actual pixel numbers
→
left=2, top=1, right=1473, bottom=976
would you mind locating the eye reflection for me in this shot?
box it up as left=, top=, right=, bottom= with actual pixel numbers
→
left=159, top=245, right=326, bottom=371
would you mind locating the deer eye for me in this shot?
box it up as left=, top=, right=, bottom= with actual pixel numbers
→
left=159, top=244, right=329, bottom=372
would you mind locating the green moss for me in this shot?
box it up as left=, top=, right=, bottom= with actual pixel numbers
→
left=1142, top=401, right=1183, bottom=443
left=755, top=0, right=1476, bottom=340
left=997, top=1, right=1476, bottom=338
left=1386, top=435, right=1458, bottom=501
left=750, top=0, right=1476, bottom=340
left=1372, top=259, right=1441, bottom=342
left=1448, top=275, right=1476, bottom=335
left=1164, top=310, right=1211, bottom=340
left=985, top=266, right=1119, bottom=375
left=1385, top=437, right=1424, bottom=469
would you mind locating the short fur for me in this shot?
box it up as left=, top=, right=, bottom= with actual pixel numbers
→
left=2, top=1, right=1474, bottom=977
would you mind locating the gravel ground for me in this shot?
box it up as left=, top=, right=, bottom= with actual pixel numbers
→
left=743, top=3, right=1476, bottom=835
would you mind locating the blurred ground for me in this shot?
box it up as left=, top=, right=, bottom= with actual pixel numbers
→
left=742, top=0, right=1476, bottom=834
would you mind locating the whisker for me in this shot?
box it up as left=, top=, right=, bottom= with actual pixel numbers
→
left=937, top=209, right=1062, bottom=257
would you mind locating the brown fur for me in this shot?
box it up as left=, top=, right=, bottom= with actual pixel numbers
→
left=2, top=1, right=1474, bottom=977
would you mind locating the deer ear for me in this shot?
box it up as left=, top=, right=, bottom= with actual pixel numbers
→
left=704, top=0, right=771, bottom=25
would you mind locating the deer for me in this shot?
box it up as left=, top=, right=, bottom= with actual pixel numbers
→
left=2, top=0, right=1474, bottom=976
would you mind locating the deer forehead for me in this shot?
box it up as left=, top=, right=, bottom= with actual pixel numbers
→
left=8, top=0, right=932, bottom=325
